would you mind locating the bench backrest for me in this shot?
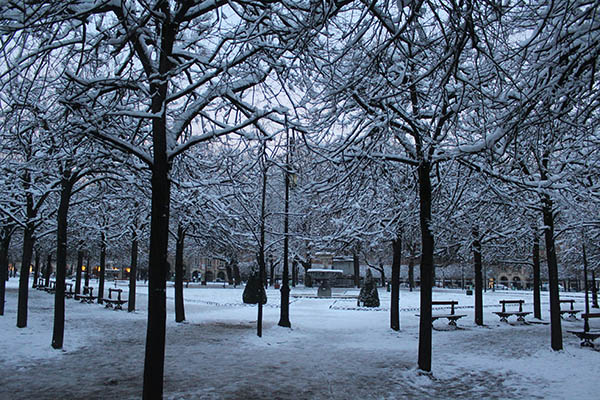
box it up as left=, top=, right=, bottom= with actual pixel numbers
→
left=559, top=299, right=575, bottom=310
left=432, top=300, right=458, bottom=314
left=500, top=299, right=524, bottom=312
left=108, top=288, right=123, bottom=300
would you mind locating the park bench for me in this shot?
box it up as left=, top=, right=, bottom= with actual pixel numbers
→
left=75, top=286, right=96, bottom=304
left=104, top=288, right=127, bottom=310
left=43, top=280, right=56, bottom=293
left=64, top=282, right=75, bottom=299
left=493, top=300, right=531, bottom=323
left=558, top=299, right=582, bottom=320
left=568, top=313, right=600, bottom=347
left=417, top=300, right=467, bottom=327
left=36, top=278, right=46, bottom=290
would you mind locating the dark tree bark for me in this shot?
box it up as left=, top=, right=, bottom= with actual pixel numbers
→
left=44, top=253, right=52, bottom=287
left=408, top=257, right=414, bottom=292
left=17, top=221, right=35, bottom=328
left=233, top=261, right=241, bottom=287
left=32, top=249, right=40, bottom=289
left=542, top=194, right=562, bottom=350
left=301, top=258, right=312, bottom=287
left=257, top=151, right=268, bottom=337
left=291, top=258, right=298, bottom=287
left=0, top=224, right=14, bottom=316
left=138, top=4, right=177, bottom=396
left=98, top=232, right=106, bottom=305
left=17, top=170, right=42, bottom=329
left=592, top=269, right=599, bottom=308
left=353, top=252, right=360, bottom=288
left=417, top=161, right=434, bottom=373
left=268, top=255, right=276, bottom=287
left=52, top=174, right=73, bottom=349
left=84, top=256, right=90, bottom=290
left=225, top=263, right=233, bottom=285
left=472, top=226, right=483, bottom=326
left=174, top=224, right=185, bottom=323
left=378, top=263, right=386, bottom=288
left=75, top=249, right=83, bottom=295
left=532, top=231, right=542, bottom=319
left=390, top=232, right=402, bottom=331
left=128, top=231, right=138, bottom=312
left=370, top=261, right=387, bottom=288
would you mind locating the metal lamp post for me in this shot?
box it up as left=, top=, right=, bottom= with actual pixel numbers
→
left=278, top=116, right=292, bottom=328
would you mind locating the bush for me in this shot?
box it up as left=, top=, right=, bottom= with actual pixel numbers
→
left=242, top=270, right=267, bottom=305
left=357, top=269, right=380, bottom=307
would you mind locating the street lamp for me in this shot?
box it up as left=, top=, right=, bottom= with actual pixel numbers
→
left=278, top=115, right=293, bottom=328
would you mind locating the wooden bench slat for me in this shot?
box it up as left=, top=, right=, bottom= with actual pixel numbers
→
left=581, top=313, right=600, bottom=319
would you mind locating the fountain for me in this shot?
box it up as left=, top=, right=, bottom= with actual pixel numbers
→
left=306, top=268, right=343, bottom=297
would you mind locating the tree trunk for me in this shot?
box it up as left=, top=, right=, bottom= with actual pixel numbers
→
left=32, top=249, right=40, bottom=289
left=84, top=256, right=90, bottom=290
left=17, top=222, right=35, bottom=328
left=98, top=232, right=106, bottom=305
left=473, top=226, right=483, bottom=326
left=75, top=249, right=83, bottom=295
left=257, top=150, right=268, bottom=337
left=128, top=232, right=138, bottom=312
left=139, top=4, right=177, bottom=396
left=52, top=176, right=73, bottom=349
left=278, top=156, right=291, bottom=328
left=225, top=263, right=233, bottom=285
left=375, top=262, right=386, bottom=288
left=302, top=258, right=313, bottom=287
left=291, top=258, right=298, bottom=287
left=44, top=253, right=52, bottom=287
left=174, top=224, right=185, bottom=323
left=408, top=258, right=414, bottom=292
left=269, top=256, right=275, bottom=287
left=390, top=233, right=402, bottom=331
left=592, top=269, right=599, bottom=308
left=532, top=231, right=542, bottom=319
left=0, top=225, right=13, bottom=316
left=417, top=161, right=434, bottom=372
left=353, top=252, right=360, bottom=288
left=142, top=118, right=171, bottom=397
left=542, top=194, right=562, bottom=350
left=233, top=262, right=241, bottom=287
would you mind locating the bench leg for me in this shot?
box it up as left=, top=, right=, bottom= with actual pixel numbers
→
left=499, top=316, right=508, bottom=323
left=517, top=315, right=526, bottom=322
left=581, top=339, right=595, bottom=348
left=448, top=319, right=457, bottom=327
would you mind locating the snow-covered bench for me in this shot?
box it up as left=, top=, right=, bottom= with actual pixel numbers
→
left=417, top=300, right=466, bottom=327
left=568, top=313, right=600, bottom=347
left=76, top=286, right=96, bottom=303
left=104, top=288, right=127, bottom=310
left=494, top=300, right=530, bottom=323
left=558, top=299, right=582, bottom=320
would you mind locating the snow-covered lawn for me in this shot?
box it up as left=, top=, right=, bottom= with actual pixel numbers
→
left=1, top=279, right=599, bottom=399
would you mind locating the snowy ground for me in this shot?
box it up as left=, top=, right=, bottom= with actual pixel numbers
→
left=1, top=279, right=599, bottom=399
